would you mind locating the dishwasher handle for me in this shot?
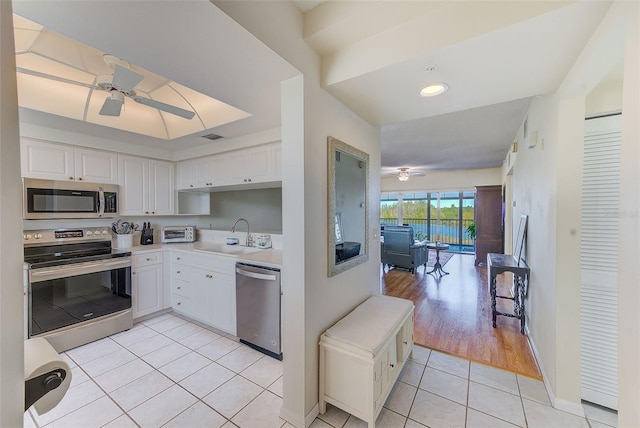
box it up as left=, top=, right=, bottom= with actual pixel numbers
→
left=236, top=267, right=277, bottom=281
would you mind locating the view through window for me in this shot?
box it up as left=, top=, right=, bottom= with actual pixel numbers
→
left=381, top=191, right=475, bottom=252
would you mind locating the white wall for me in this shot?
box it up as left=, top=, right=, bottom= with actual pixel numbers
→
left=508, top=93, right=560, bottom=404
left=381, top=167, right=501, bottom=193
left=212, top=3, right=381, bottom=427
left=616, top=3, right=639, bottom=426
left=0, top=2, right=27, bottom=425
left=504, top=3, right=639, bottom=423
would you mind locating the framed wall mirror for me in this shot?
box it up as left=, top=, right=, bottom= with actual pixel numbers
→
left=328, top=136, right=369, bottom=276
left=513, top=214, right=528, bottom=264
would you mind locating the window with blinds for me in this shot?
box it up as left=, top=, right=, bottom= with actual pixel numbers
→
left=580, top=114, right=621, bottom=410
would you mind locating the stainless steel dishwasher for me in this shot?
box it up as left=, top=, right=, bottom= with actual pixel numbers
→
left=235, top=263, right=282, bottom=360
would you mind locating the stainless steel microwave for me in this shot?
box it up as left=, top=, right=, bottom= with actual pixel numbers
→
left=23, top=178, right=119, bottom=219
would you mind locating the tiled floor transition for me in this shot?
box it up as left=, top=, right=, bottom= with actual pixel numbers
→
left=24, top=312, right=617, bottom=428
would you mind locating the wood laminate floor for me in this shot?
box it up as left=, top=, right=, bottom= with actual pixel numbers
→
left=381, top=253, right=541, bottom=379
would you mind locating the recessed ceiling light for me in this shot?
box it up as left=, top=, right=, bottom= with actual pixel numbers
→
left=420, top=83, right=448, bottom=97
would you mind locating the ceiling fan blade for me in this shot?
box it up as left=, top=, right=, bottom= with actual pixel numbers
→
left=133, top=96, right=195, bottom=119
left=99, top=93, right=124, bottom=116
left=112, top=64, right=143, bottom=92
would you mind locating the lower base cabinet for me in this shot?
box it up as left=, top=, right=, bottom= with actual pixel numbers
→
left=319, top=295, right=414, bottom=428
left=170, top=251, right=236, bottom=335
left=132, top=251, right=164, bottom=319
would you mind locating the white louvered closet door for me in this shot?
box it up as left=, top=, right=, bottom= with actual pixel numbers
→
left=580, top=114, right=621, bottom=410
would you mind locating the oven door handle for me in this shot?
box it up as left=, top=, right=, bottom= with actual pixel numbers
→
left=29, top=258, right=131, bottom=283
left=97, top=187, right=105, bottom=217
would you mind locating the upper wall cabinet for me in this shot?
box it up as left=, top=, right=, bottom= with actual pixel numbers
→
left=176, top=142, right=281, bottom=190
left=21, top=139, right=118, bottom=184
left=118, top=155, right=174, bottom=216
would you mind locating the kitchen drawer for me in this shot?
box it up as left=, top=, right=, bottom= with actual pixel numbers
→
left=172, top=294, right=191, bottom=314
left=133, top=252, right=163, bottom=267
left=171, top=264, right=192, bottom=281
left=172, top=279, right=190, bottom=297
left=171, top=250, right=235, bottom=274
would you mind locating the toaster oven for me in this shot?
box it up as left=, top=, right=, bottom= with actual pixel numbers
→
left=161, top=226, right=196, bottom=243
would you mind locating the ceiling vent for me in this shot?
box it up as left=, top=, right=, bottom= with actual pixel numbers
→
left=202, top=133, right=224, bottom=141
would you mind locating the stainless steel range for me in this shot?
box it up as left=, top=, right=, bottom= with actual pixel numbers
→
left=24, top=228, right=133, bottom=352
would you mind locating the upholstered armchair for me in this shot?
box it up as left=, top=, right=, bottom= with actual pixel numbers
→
left=381, top=226, right=428, bottom=274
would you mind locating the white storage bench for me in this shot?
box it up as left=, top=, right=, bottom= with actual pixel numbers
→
left=319, top=295, right=414, bottom=428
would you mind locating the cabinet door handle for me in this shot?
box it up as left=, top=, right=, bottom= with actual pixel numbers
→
left=146, top=258, right=151, bottom=261
left=69, top=176, right=74, bottom=180
left=177, top=302, right=181, bottom=306
left=390, top=363, right=395, bottom=368
left=176, top=257, right=181, bottom=260
left=177, top=286, right=181, bottom=290
left=78, top=177, right=83, bottom=180
left=132, top=272, right=136, bottom=275
left=403, top=341, right=408, bottom=345
left=176, top=271, right=181, bottom=274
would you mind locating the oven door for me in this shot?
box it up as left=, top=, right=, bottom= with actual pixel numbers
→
left=28, top=258, right=131, bottom=337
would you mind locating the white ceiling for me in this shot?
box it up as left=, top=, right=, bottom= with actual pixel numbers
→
left=12, top=1, right=300, bottom=153
left=13, top=1, right=612, bottom=172
left=299, top=0, right=612, bottom=173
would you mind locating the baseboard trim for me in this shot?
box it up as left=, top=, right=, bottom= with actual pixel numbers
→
left=554, top=398, right=586, bottom=417
left=280, top=403, right=319, bottom=428
left=526, top=328, right=585, bottom=418
left=305, top=404, right=320, bottom=427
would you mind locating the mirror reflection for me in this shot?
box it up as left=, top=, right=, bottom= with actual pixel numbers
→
left=328, top=136, right=369, bottom=276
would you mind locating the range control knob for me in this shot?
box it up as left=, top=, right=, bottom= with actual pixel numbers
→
left=86, top=231, right=93, bottom=236
left=24, top=234, right=32, bottom=240
left=34, top=233, right=43, bottom=239
left=102, top=230, right=109, bottom=235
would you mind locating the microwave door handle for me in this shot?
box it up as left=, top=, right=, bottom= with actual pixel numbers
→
left=97, top=187, right=105, bottom=217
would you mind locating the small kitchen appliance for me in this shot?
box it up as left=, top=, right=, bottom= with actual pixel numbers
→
left=23, top=178, right=118, bottom=220
left=256, top=234, right=272, bottom=249
left=160, top=226, right=196, bottom=243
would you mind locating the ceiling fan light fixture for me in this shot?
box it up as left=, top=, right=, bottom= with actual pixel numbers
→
left=398, top=168, right=411, bottom=182
left=420, top=83, right=448, bottom=97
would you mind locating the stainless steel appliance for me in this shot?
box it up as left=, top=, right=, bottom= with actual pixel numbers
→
left=23, top=178, right=118, bottom=219
left=236, top=263, right=282, bottom=360
left=24, top=228, right=132, bottom=352
left=161, top=225, right=196, bottom=243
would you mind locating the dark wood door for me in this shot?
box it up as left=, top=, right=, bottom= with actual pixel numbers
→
left=474, top=185, right=503, bottom=265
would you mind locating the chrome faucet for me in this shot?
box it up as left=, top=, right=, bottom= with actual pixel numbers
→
left=231, top=218, right=253, bottom=247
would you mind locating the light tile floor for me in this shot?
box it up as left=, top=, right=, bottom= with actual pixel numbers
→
left=24, top=313, right=617, bottom=428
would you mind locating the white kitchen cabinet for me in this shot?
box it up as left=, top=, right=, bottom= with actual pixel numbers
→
left=170, top=251, right=236, bottom=334
left=216, top=143, right=281, bottom=187
left=319, top=295, right=414, bottom=428
left=118, top=155, right=174, bottom=215
left=21, top=139, right=117, bottom=184
left=175, top=142, right=281, bottom=190
left=176, top=157, right=214, bottom=189
left=132, top=251, right=164, bottom=319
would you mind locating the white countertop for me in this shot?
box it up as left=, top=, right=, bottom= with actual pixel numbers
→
left=127, top=241, right=282, bottom=268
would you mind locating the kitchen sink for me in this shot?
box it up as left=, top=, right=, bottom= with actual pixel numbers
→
left=192, top=242, right=262, bottom=257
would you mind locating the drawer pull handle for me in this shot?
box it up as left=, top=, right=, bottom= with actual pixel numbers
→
left=146, top=258, right=151, bottom=261
left=403, top=341, right=408, bottom=345
left=177, top=302, right=181, bottom=306
left=177, top=286, right=181, bottom=290
left=390, top=363, right=395, bottom=368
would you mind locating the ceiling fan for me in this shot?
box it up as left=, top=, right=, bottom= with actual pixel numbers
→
left=397, top=167, right=425, bottom=181
left=96, top=55, right=195, bottom=119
